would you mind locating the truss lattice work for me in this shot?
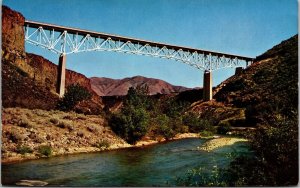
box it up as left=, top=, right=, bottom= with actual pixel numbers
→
left=24, top=20, right=253, bottom=71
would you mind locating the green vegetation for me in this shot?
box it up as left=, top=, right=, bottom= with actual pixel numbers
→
left=217, top=121, right=231, bottom=134
left=16, top=145, right=33, bottom=155
left=175, top=166, right=227, bottom=186
left=57, top=84, right=92, bottom=111
left=38, top=145, right=52, bottom=157
left=109, top=85, right=215, bottom=144
left=226, top=113, right=298, bottom=186
left=109, top=99, right=150, bottom=144
left=94, top=139, right=110, bottom=149
left=176, top=35, right=298, bottom=186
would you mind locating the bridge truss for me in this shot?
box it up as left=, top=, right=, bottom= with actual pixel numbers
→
left=24, top=20, right=253, bottom=71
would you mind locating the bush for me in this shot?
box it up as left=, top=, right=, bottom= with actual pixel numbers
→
left=38, top=145, right=52, bottom=157
left=57, top=84, right=92, bottom=111
left=17, top=118, right=33, bottom=128
left=183, top=113, right=213, bottom=133
left=87, top=124, right=99, bottom=133
left=49, top=118, right=59, bottom=125
left=77, top=130, right=85, bottom=137
left=175, top=166, right=227, bottom=186
left=200, top=130, right=214, bottom=137
left=217, top=121, right=231, bottom=134
left=10, top=131, right=26, bottom=143
left=154, top=114, right=174, bottom=139
left=94, top=139, right=110, bottom=149
left=16, top=145, right=33, bottom=154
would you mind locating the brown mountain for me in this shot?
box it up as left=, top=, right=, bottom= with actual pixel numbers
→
left=90, top=76, right=192, bottom=96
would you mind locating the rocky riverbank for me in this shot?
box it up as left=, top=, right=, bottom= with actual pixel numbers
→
left=2, top=108, right=202, bottom=164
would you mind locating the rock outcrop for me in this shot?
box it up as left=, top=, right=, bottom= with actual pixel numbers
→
left=2, top=5, right=25, bottom=62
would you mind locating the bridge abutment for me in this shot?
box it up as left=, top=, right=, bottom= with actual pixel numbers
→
left=203, top=70, right=212, bottom=101
left=57, top=54, right=66, bottom=98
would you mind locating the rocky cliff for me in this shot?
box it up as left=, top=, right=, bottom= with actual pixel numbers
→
left=2, top=5, right=103, bottom=113
left=91, top=76, right=191, bottom=96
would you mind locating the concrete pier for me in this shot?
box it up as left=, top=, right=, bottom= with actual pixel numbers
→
left=235, top=67, right=243, bottom=75
left=203, top=70, right=212, bottom=101
left=57, top=54, right=66, bottom=98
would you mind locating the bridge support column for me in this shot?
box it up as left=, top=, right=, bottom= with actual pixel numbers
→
left=203, top=70, right=212, bottom=101
left=57, top=54, right=66, bottom=98
left=235, top=67, right=243, bottom=75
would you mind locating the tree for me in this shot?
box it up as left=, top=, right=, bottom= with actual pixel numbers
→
left=57, top=84, right=92, bottom=111
left=109, top=85, right=150, bottom=144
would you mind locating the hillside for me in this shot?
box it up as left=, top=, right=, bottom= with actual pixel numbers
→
left=90, top=76, right=191, bottom=96
left=189, top=35, right=297, bottom=127
left=214, top=35, right=298, bottom=124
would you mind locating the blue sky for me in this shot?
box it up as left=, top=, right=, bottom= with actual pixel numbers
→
left=3, top=0, right=298, bottom=88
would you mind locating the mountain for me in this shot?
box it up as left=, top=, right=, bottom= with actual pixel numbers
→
left=90, top=76, right=192, bottom=96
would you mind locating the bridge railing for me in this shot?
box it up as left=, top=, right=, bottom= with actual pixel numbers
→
left=24, top=20, right=253, bottom=71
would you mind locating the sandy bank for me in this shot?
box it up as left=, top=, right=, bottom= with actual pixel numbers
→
left=198, top=137, right=248, bottom=152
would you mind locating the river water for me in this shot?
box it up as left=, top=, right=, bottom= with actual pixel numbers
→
left=2, top=138, right=250, bottom=186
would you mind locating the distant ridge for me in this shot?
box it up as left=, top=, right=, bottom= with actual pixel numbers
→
left=90, top=76, right=192, bottom=96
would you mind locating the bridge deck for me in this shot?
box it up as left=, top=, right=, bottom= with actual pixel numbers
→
left=24, top=20, right=253, bottom=61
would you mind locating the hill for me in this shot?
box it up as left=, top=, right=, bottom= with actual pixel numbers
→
left=189, top=35, right=297, bottom=127
left=90, top=76, right=192, bottom=96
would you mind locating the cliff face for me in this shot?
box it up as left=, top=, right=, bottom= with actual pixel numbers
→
left=2, top=6, right=25, bottom=60
left=91, top=76, right=191, bottom=96
left=26, top=53, right=94, bottom=94
left=2, top=5, right=103, bottom=113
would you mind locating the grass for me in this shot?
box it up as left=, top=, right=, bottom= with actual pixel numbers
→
left=94, top=139, right=110, bottom=149
left=16, top=145, right=33, bottom=155
left=38, top=145, right=52, bottom=157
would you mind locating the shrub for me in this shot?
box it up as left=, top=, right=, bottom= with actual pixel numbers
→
left=16, top=145, right=33, bottom=154
left=56, top=121, right=74, bottom=131
left=94, top=139, right=110, bottom=149
left=17, top=118, right=33, bottom=128
left=183, top=113, right=212, bottom=133
left=200, top=130, right=214, bottom=137
left=217, top=121, right=231, bottom=134
left=175, top=166, right=227, bottom=186
left=49, top=118, right=59, bottom=125
left=57, top=84, right=92, bottom=111
left=77, top=130, right=85, bottom=137
left=154, top=114, right=174, bottom=139
left=87, top=124, right=99, bottom=133
left=38, top=145, right=52, bottom=157
left=10, top=131, right=26, bottom=143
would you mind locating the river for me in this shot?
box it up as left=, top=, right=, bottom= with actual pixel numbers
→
left=2, top=138, right=250, bottom=186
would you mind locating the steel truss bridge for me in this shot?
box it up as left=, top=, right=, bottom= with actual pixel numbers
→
left=24, top=20, right=254, bottom=99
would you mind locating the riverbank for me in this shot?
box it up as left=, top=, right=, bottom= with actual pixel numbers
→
left=2, top=108, right=203, bottom=164
left=198, top=137, right=248, bottom=152
left=2, top=107, right=248, bottom=164
left=2, top=132, right=200, bottom=164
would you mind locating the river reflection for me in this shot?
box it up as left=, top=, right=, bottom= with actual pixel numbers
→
left=2, top=138, right=250, bottom=186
